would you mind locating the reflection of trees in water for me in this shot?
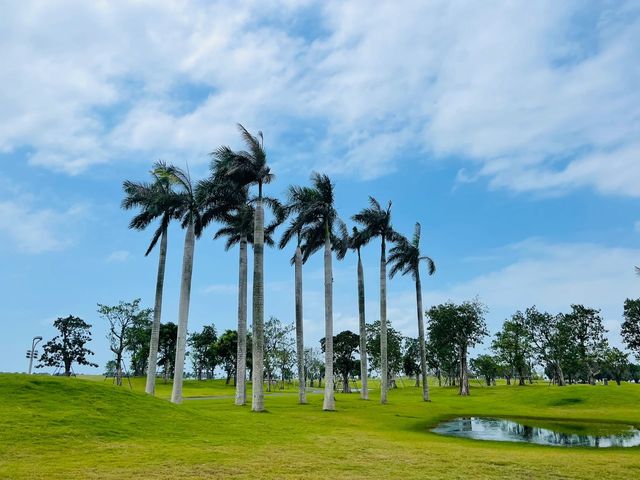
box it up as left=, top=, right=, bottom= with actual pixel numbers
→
left=446, top=417, right=640, bottom=447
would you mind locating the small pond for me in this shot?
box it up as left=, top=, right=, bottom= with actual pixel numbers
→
left=431, top=417, right=640, bottom=448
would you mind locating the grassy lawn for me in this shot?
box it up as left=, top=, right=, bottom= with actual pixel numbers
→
left=1, top=374, right=639, bottom=479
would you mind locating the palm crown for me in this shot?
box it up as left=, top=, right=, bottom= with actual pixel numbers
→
left=121, top=165, right=182, bottom=256
left=388, top=223, right=436, bottom=280
left=352, top=196, right=396, bottom=245
left=153, top=161, right=203, bottom=235
left=212, top=124, right=273, bottom=197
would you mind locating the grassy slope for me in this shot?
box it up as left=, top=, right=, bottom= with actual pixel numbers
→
left=1, top=375, right=639, bottom=479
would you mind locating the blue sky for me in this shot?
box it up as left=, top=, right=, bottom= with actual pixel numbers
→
left=1, top=0, right=639, bottom=373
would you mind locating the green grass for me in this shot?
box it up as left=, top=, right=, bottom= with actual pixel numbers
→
left=1, top=375, right=639, bottom=479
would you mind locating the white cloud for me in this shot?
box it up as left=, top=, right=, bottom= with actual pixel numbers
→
left=106, top=250, right=131, bottom=263
left=2, top=1, right=639, bottom=196
left=0, top=198, right=86, bottom=254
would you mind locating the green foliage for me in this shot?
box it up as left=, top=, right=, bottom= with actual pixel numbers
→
left=622, top=298, right=640, bottom=359
left=321, top=330, right=360, bottom=392
left=601, top=347, right=629, bottom=385
left=216, top=329, right=238, bottom=384
left=366, top=320, right=403, bottom=379
left=37, top=315, right=98, bottom=375
left=470, top=354, right=501, bottom=386
left=492, top=312, right=532, bottom=385
left=264, top=316, right=295, bottom=389
left=158, top=322, right=178, bottom=381
left=562, top=304, right=608, bottom=384
left=188, top=324, right=218, bottom=380
left=402, top=337, right=421, bottom=379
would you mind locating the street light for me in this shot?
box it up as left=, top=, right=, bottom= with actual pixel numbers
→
left=27, top=336, right=43, bottom=374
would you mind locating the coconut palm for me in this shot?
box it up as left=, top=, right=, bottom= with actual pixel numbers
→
left=388, top=222, right=436, bottom=401
left=153, top=162, right=203, bottom=405
left=335, top=224, right=370, bottom=400
left=213, top=124, right=273, bottom=412
left=353, top=197, right=396, bottom=404
left=283, top=173, right=340, bottom=410
left=214, top=201, right=277, bottom=406
left=122, top=166, right=181, bottom=396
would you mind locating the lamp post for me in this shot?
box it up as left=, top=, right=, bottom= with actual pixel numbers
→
left=27, top=336, right=43, bottom=374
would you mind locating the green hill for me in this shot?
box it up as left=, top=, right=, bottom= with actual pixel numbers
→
left=1, top=374, right=639, bottom=479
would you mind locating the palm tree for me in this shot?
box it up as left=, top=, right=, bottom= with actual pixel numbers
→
left=278, top=186, right=322, bottom=405
left=284, top=173, right=340, bottom=410
left=214, top=201, right=277, bottom=406
left=122, top=166, right=180, bottom=396
left=388, top=223, right=436, bottom=401
left=353, top=197, right=396, bottom=404
left=154, top=162, right=202, bottom=405
left=335, top=225, right=369, bottom=400
left=214, top=124, right=273, bottom=412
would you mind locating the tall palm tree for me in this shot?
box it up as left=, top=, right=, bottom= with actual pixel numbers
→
left=335, top=225, right=369, bottom=400
left=214, top=124, right=273, bottom=412
left=284, top=173, right=340, bottom=410
left=122, top=166, right=180, bottom=396
left=278, top=186, right=323, bottom=405
left=214, top=201, right=277, bottom=406
left=388, top=222, right=436, bottom=402
left=154, top=162, right=202, bottom=405
left=353, top=197, right=396, bottom=404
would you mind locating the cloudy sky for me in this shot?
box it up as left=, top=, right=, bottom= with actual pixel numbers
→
left=2, top=0, right=639, bottom=373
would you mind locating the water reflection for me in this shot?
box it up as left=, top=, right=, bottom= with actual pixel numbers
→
left=431, top=417, right=640, bottom=448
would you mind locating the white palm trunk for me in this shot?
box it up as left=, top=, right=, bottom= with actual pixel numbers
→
left=380, top=238, right=388, bottom=404
left=145, top=228, right=167, bottom=395
left=171, top=220, right=195, bottom=404
left=235, top=235, right=248, bottom=406
left=295, top=245, right=307, bottom=404
left=357, top=252, right=368, bottom=400
left=415, top=270, right=429, bottom=401
left=252, top=200, right=265, bottom=412
left=322, top=230, right=335, bottom=410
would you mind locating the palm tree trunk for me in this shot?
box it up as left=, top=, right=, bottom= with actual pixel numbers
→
left=357, top=251, right=368, bottom=400
left=415, top=270, right=429, bottom=401
left=322, top=227, right=335, bottom=410
left=145, top=227, right=167, bottom=395
left=295, top=245, right=307, bottom=404
left=380, top=237, right=388, bottom=404
left=252, top=199, right=265, bottom=412
left=235, top=235, right=248, bottom=406
left=171, top=220, right=196, bottom=404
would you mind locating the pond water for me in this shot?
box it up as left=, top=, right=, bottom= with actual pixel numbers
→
left=431, top=417, right=640, bottom=448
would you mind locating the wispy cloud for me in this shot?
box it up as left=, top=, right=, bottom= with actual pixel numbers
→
left=1, top=1, right=638, bottom=197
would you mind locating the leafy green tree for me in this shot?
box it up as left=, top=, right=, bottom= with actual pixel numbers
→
left=523, top=307, right=569, bottom=386
left=492, top=312, right=532, bottom=386
left=263, top=316, right=295, bottom=392
left=122, top=167, right=181, bottom=395
left=470, top=355, right=500, bottom=386
left=98, top=299, right=153, bottom=386
left=388, top=222, right=435, bottom=401
left=366, top=320, right=403, bottom=388
left=304, top=347, right=324, bottom=388
left=402, top=337, right=421, bottom=387
left=427, top=300, right=488, bottom=396
left=353, top=197, right=397, bottom=404
left=622, top=298, right=640, bottom=360
left=426, top=329, right=458, bottom=386
left=215, top=330, right=238, bottom=385
left=189, top=325, right=218, bottom=380
left=37, top=316, right=98, bottom=376
left=602, top=347, right=629, bottom=385
left=125, top=313, right=152, bottom=376
left=563, top=304, right=608, bottom=384
left=628, top=363, right=640, bottom=383
left=158, top=322, right=178, bottom=383
left=214, top=124, right=273, bottom=412
left=321, top=330, right=360, bottom=393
